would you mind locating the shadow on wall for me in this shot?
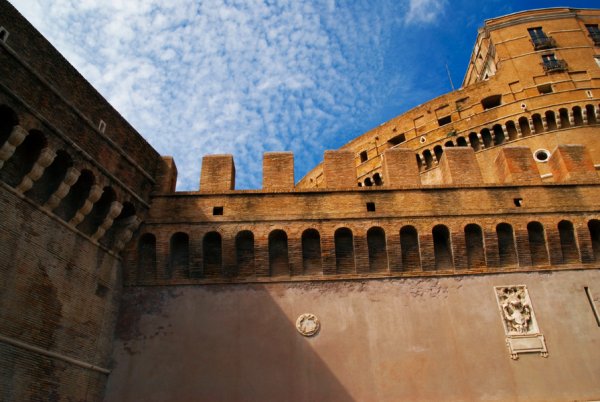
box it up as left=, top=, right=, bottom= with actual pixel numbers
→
left=105, top=285, right=354, bottom=402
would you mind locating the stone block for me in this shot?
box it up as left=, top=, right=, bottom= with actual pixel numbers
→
left=494, top=146, right=541, bottom=184
left=382, top=148, right=420, bottom=186
left=323, top=150, right=356, bottom=189
left=263, top=152, right=294, bottom=190
left=200, top=154, right=235, bottom=192
left=439, top=147, right=482, bottom=185
left=548, top=144, right=599, bottom=182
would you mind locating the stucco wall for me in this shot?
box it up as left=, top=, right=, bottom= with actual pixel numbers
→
left=106, top=269, right=600, bottom=401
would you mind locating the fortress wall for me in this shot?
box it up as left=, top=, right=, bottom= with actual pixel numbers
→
left=105, top=269, right=600, bottom=402
left=0, top=2, right=163, bottom=196
left=0, top=184, right=121, bottom=401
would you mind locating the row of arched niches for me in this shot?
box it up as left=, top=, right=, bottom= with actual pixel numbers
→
left=131, top=218, right=600, bottom=283
left=361, top=103, right=600, bottom=186
left=0, top=103, right=144, bottom=252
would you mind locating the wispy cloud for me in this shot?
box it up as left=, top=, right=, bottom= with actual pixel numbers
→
left=403, top=0, right=447, bottom=25
left=11, top=0, right=447, bottom=190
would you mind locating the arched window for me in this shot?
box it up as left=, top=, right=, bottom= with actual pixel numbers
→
left=588, top=220, right=600, bottom=261
left=505, top=121, right=518, bottom=141
left=586, top=105, right=597, bottom=125
left=400, top=226, right=420, bottom=270
left=301, top=229, right=321, bottom=274
left=518, top=117, right=531, bottom=136
left=25, top=149, right=72, bottom=205
left=0, top=129, right=46, bottom=187
left=335, top=227, right=355, bottom=274
left=54, top=169, right=94, bottom=222
left=468, top=132, right=480, bottom=151
left=0, top=104, right=18, bottom=147
left=236, top=230, right=254, bottom=276
left=456, top=137, right=468, bottom=147
left=364, top=177, right=373, bottom=187
left=545, top=111, right=557, bottom=131
left=558, top=220, right=578, bottom=264
left=138, top=233, right=156, bottom=280
left=367, top=227, right=388, bottom=272
left=170, top=232, right=190, bottom=278
left=480, top=128, right=492, bottom=148
left=464, top=224, right=485, bottom=268
left=492, top=124, right=505, bottom=145
left=496, top=223, right=517, bottom=267
left=573, top=106, right=584, bottom=126
left=432, top=225, right=453, bottom=269
left=203, top=231, right=222, bottom=277
left=77, top=186, right=116, bottom=236
left=532, top=114, right=544, bottom=133
left=423, top=150, right=433, bottom=169
left=559, top=108, right=570, bottom=128
left=269, top=230, right=289, bottom=276
left=444, top=140, right=455, bottom=147
left=373, top=173, right=383, bottom=186
left=527, top=222, right=548, bottom=266
left=434, top=145, right=443, bottom=162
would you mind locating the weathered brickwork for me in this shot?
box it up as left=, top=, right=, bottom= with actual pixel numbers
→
left=1, top=3, right=600, bottom=401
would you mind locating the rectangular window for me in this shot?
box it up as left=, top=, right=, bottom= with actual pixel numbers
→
left=587, top=24, right=600, bottom=45
left=542, top=54, right=566, bottom=73
left=528, top=27, right=554, bottom=50
left=437, top=116, right=452, bottom=126
left=359, top=150, right=368, bottom=163
left=387, top=133, right=406, bottom=146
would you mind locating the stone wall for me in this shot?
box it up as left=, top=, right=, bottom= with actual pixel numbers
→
left=105, top=269, right=600, bottom=401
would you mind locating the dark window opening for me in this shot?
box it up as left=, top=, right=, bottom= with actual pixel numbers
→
left=586, top=24, right=600, bottom=45
left=432, top=225, right=453, bottom=270
left=335, top=228, right=355, bottom=274
left=367, top=227, right=388, bottom=272
left=0, top=104, right=18, bottom=147
left=537, top=84, right=553, bottom=94
left=588, top=219, right=600, bottom=261
left=364, top=177, right=373, bottom=187
left=0, top=28, right=7, bottom=42
left=558, top=220, right=579, bottom=264
left=366, top=202, right=375, bottom=212
left=213, top=206, right=223, bottom=215
left=493, top=124, right=505, bottom=145
left=559, top=108, right=570, bottom=128
left=573, top=106, right=584, bottom=126
left=387, top=133, right=406, bottom=146
left=170, top=232, right=190, bottom=278
left=480, top=128, right=492, bottom=148
left=437, top=116, right=451, bottom=126
left=514, top=198, right=523, bottom=207
left=25, top=149, right=73, bottom=205
left=465, top=224, right=486, bottom=269
left=456, top=137, right=468, bottom=147
left=373, top=173, right=382, bottom=186
left=545, top=111, right=558, bottom=131
left=481, top=95, right=502, bottom=110
left=496, top=223, right=517, bottom=267
left=528, top=27, right=555, bottom=50
left=359, top=151, right=368, bottom=163
left=269, top=230, right=289, bottom=277
left=468, top=132, right=480, bottom=151
left=586, top=105, right=597, bottom=124
left=400, top=226, right=420, bottom=270
left=518, top=117, right=531, bottom=136
left=506, top=121, right=518, bottom=141
left=203, top=231, right=223, bottom=277
left=0, top=129, right=46, bottom=188
left=532, top=114, right=544, bottom=133
left=54, top=169, right=94, bottom=222
left=434, top=145, right=443, bottom=162
left=77, top=187, right=116, bottom=236
left=236, top=230, right=255, bottom=277
left=527, top=221, right=549, bottom=266
left=542, top=53, right=566, bottom=72
left=301, top=229, right=321, bottom=275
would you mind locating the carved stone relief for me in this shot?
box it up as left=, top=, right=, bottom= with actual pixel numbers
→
left=494, top=285, right=548, bottom=359
left=296, top=313, right=320, bottom=337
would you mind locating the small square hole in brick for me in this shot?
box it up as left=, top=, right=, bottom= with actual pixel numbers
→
left=366, top=202, right=376, bottom=212
left=513, top=198, right=523, bottom=207
left=213, top=206, right=223, bottom=215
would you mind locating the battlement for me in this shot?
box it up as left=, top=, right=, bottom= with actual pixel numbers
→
left=166, top=143, right=599, bottom=194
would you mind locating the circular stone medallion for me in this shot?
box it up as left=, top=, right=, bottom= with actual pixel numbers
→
left=296, top=313, right=320, bottom=337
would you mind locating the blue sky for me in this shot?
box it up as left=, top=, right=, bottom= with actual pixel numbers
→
left=10, top=0, right=599, bottom=190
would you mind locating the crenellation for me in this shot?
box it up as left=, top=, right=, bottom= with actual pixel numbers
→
left=199, top=154, right=235, bottom=192
left=263, top=152, right=294, bottom=190
left=323, top=150, right=356, bottom=188
left=549, top=144, right=599, bottom=182
left=494, top=146, right=542, bottom=184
